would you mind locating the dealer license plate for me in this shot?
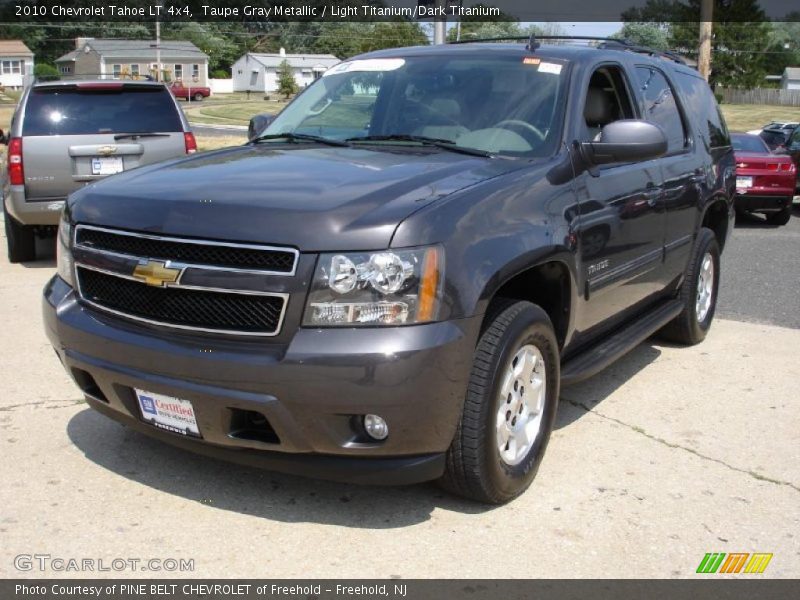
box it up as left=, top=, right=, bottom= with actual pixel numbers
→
left=135, top=389, right=200, bottom=437
left=91, top=156, right=124, bottom=175
left=736, top=176, right=753, bottom=189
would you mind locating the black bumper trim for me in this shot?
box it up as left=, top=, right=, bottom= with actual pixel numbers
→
left=84, top=395, right=447, bottom=486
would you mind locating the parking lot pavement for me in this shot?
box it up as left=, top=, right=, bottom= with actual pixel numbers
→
left=0, top=218, right=798, bottom=579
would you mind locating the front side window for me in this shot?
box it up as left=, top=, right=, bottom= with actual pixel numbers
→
left=581, top=65, right=636, bottom=142
left=260, top=54, right=569, bottom=157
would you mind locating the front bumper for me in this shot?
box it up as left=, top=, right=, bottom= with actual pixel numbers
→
left=43, top=276, right=480, bottom=485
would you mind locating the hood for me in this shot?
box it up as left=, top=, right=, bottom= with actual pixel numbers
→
left=68, top=144, right=522, bottom=251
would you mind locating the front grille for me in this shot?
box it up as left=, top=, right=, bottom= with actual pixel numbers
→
left=78, top=267, right=285, bottom=334
left=76, top=227, right=297, bottom=273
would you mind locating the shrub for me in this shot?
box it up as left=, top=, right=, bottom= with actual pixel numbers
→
left=211, top=69, right=229, bottom=79
left=34, top=64, right=60, bottom=80
left=276, top=60, right=298, bottom=99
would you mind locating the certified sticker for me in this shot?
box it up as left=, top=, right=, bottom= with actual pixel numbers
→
left=522, top=57, right=541, bottom=66
left=538, top=62, right=563, bottom=75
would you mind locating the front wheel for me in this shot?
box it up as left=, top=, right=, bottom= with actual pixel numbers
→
left=659, top=227, right=720, bottom=345
left=440, top=301, right=560, bottom=504
left=193, top=93, right=204, bottom=102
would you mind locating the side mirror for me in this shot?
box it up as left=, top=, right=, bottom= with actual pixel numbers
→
left=248, top=113, right=275, bottom=141
left=581, top=120, right=667, bottom=166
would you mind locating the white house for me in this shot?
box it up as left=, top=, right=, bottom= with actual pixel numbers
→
left=0, top=40, right=34, bottom=90
left=232, top=49, right=339, bottom=94
left=780, top=67, right=800, bottom=91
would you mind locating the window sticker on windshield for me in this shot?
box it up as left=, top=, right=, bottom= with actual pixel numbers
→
left=538, top=62, right=563, bottom=75
left=323, top=58, right=405, bottom=77
left=522, top=57, right=541, bottom=66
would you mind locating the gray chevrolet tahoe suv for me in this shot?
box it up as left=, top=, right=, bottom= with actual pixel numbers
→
left=2, top=79, right=196, bottom=262
left=43, top=41, right=735, bottom=503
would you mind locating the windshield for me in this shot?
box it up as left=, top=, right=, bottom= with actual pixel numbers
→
left=259, top=54, right=569, bottom=157
left=732, top=134, right=768, bottom=154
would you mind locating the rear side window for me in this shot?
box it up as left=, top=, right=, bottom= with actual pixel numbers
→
left=674, top=71, right=731, bottom=149
left=635, top=66, right=687, bottom=153
left=22, top=85, right=182, bottom=136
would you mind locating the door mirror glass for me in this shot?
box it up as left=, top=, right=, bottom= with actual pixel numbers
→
left=248, top=113, right=275, bottom=141
left=581, top=120, right=668, bottom=166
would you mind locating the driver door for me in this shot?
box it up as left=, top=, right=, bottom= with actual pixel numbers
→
left=571, top=62, right=667, bottom=338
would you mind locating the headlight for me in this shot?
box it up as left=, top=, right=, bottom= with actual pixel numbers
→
left=303, top=246, right=443, bottom=326
left=56, top=217, right=74, bottom=287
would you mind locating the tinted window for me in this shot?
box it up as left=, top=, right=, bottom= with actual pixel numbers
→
left=731, top=134, right=768, bottom=153
left=674, top=72, right=731, bottom=149
left=635, top=66, right=686, bottom=153
left=23, top=85, right=182, bottom=136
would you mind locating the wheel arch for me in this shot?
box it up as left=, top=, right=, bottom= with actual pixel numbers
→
left=478, top=254, right=577, bottom=351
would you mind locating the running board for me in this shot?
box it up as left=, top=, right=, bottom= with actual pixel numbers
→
left=561, top=299, right=683, bottom=386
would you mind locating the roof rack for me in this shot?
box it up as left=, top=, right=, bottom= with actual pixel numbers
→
left=448, top=35, right=687, bottom=66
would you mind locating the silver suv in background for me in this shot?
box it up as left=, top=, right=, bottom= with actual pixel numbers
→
left=1, top=80, right=197, bottom=262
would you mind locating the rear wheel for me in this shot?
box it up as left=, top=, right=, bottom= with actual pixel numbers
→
left=193, top=92, right=204, bottom=102
left=766, top=205, right=791, bottom=226
left=659, top=227, right=720, bottom=345
left=4, top=213, right=36, bottom=263
left=440, top=301, right=560, bottom=504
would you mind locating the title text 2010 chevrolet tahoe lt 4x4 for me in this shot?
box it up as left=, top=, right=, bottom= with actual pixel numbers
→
left=44, top=42, right=735, bottom=503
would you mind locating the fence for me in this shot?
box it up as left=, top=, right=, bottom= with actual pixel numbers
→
left=720, top=87, right=800, bottom=107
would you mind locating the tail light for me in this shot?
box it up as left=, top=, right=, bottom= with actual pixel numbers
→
left=766, top=163, right=779, bottom=171
left=7, top=137, right=23, bottom=185
left=780, top=162, right=795, bottom=172
left=184, top=132, right=197, bottom=154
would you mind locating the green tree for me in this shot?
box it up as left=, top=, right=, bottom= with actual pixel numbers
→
left=622, top=0, right=772, bottom=88
left=276, top=59, right=298, bottom=99
left=162, top=22, right=243, bottom=73
left=615, top=22, right=671, bottom=50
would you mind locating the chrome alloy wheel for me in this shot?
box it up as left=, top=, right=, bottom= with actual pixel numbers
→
left=696, top=251, right=715, bottom=323
left=496, top=344, right=546, bottom=466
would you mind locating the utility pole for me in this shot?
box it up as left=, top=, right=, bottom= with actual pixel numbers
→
left=155, top=3, right=162, bottom=82
left=433, top=0, right=446, bottom=45
left=698, top=0, right=713, bottom=81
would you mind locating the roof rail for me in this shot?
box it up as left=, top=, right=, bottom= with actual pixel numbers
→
left=448, top=35, right=688, bottom=65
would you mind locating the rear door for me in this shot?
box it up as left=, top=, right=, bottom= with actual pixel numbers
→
left=634, top=64, right=701, bottom=285
left=21, top=83, right=187, bottom=201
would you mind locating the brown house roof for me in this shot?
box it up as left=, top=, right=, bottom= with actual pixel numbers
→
left=0, top=40, right=34, bottom=56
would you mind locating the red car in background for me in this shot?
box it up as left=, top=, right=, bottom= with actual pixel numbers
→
left=732, top=133, right=795, bottom=226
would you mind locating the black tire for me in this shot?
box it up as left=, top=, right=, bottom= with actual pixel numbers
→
left=766, top=205, right=791, bottom=226
left=4, top=213, right=36, bottom=263
left=440, top=300, right=560, bottom=504
left=193, top=93, right=204, bottom=102
left=659, top=227, right=720, bottom=345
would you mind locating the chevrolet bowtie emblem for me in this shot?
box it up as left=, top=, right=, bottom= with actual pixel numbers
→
left=97, top=145, right=118, bottom=156
left=132, top=260, right=182, bottom=287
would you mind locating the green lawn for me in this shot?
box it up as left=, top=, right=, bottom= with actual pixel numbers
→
left=183, top=99, right=290, bottom=127
left=720, top=104, right=800, bottom=133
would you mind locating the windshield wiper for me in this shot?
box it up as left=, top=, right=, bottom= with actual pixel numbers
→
left=346, top=134, right=493, bottom=157
left=113, top=133, right=171, bottom=140
left=250, top=132, right=350, bottom=147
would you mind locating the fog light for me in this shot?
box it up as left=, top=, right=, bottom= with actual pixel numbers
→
left=363, top=414, right=388, bottom=441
